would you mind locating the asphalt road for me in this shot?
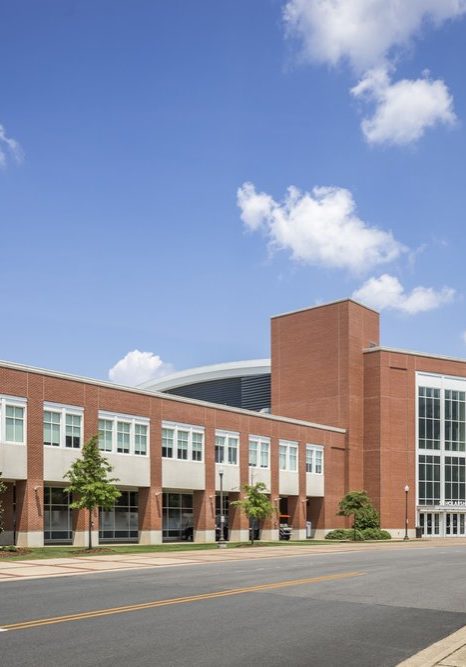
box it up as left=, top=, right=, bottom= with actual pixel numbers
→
left=2, top=545, right=466, bottom=666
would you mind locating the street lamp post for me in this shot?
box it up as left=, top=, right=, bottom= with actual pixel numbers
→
left=404, top=485, right=410, bottom=540
left=218, top=469, right=227, bottom=549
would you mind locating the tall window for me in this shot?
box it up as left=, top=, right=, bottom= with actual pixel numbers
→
left=161, top=422, right=204, bottom=462
left=0, top=396, right=26, bottom=444
left=418, top=454, right=441, bottom=504
left=418, top=387, right=441, bottom=450
left=215, top=431, right=239, bottom=465
left=249, top=436, right=270, bottom=469
left=279, top=440, right=298, bottom=472
left=445, top=390, right=466, bottom=452
left=445, top=457, right=466, bottom=502
left=98, top=412, right=149, bottom=456
left=306, top=445, right=324, bottom=474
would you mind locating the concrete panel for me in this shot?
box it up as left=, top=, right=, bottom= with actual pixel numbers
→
left=306, top=472, right=324, bottom=497
left=162, top=459, right=205, bottom=490
left=105, top=453, right=150, bottom=487
left=279, top=471, right=299, bottom=496
left=0, top=444, right=27, bottom=480
left=248, top=467, right=271, bottom=491
left=44, top=447, right=81, bottom=483
left=215, top=464, right=240, bottom=492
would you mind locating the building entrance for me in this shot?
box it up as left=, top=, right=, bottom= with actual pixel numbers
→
left=445, top=512, right=466, bottom=536
left=419, top=512, right=440, bottom=537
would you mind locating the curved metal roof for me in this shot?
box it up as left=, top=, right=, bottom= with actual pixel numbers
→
left=138, top=359, right=271, bottom=392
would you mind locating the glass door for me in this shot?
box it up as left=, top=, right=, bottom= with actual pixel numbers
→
left=420, top=512, right=440, bottom=536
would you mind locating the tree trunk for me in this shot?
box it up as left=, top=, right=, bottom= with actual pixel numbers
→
left=251, top=518, right=255, bottom=546
left=88, top=508, right=92, bottom=550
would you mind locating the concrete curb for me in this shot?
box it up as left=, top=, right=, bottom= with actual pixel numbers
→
left=398, top=626, right=466, bottom=666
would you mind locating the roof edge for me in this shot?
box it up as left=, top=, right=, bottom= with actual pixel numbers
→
left=272, top=298, right=379, bottom=320
left=363, top=346, right=466, bottom=366
left=0, top=359, right=345, bottom=434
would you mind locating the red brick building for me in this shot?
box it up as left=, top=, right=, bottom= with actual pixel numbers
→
left=1, top=298, right=464, bottom=545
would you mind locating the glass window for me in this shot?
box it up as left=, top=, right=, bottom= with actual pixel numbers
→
left=99, top=419, right=113, bottom=452
left=279, top=445, right=287, bottom=471
left=315, top=449, right=323, bottom=474
left=260, top=442, right=269, bottom=468
left=445, top=390, right=466, bottom=452
left=249, top=440, right=258, bottom=467
left=192, top=432, right=203, bottom=462
left=44, top=411, right=61, bottom=447
left=135, top=423, right=147, bottom=455
left=418, top=387, right=441, bottom=450
left=162, top=427, right=174, bottom=458
left=177, top=430, right=189, bottom=460
left=306, top=447, right=313, bottom=473
left=445, top=457, right=466, bottom=502
left=289, top=446, right=298, bottom=472
left=215, top=434, right=225, bottom=464
left=5, top=405, right=24, bottom=443
left=117, top=421, right=130, bottom=454
left=418, top=454, right=441, bottom=504
left=227, top=436, right=238, bottom=465
left=65, top=414, right=81, bottom=449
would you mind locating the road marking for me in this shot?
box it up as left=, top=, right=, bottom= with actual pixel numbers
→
left=0, top=570, right=364, bottom=632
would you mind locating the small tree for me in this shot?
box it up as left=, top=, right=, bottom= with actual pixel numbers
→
left=230, top=482, right=276, bottom=545
left=0, top=471, right=6, bottom=535
left=338, top=490, right=379, bottom=540
left=64, top=436, right=121, bottom=549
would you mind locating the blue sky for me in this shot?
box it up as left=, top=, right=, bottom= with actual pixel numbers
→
left=1, top=1, right=466, bottom=385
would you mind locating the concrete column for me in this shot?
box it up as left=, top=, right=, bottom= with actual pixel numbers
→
left=228, top=491, right=249, bottom=542
left=193, top=490, right=215, bottom=542
left=139, top=487, right=162, bottom=545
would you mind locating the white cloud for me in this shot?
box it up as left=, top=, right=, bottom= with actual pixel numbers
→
left=283, top=0, right=466, bottom=72
left=351, top=67, right=456, bottom=145
left=237, top=181, right=405, bottom=273
left=353, top=274, right=455, bottom=314
left=0, top=124, right=23, bottom=167
left=108, top=350, right=175, bottom=386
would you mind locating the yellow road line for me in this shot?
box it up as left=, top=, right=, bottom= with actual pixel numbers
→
left=1, top=570, right=364, bottom=632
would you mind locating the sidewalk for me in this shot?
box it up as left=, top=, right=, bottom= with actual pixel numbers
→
left=398, top=626, right=466, bottom=666
left=1, top=538, right=466, bottom=583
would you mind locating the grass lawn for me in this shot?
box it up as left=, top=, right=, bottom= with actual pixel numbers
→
left=0, top=540, right=335, bottom=561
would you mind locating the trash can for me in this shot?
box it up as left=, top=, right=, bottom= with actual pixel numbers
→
left=415, top=526, right=423, bottom=539
left=306, top=521, right=313, bottom=539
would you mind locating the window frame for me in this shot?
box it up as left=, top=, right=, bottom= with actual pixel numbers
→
left=279, top=440, right=299, bottom=472
left=306, top=445, right=324, bottom=475
left=215, top=430, right=239, bottom=466
left=0, top=395, right=27, bottom=445
left=248, top=435, right=270, bottom=469
left=98, top=411, right=150, bottom=456
left=43, top=403, right=84, bottom=450
left=162, top=421, right=204, bottom=463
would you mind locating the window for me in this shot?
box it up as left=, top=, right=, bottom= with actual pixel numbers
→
left=135, top=424, right=148, bottom=456
left=44, top=404, right=83, bottom=449
left=98, top=412, right=149, bottom=456
left=418, top=387, right=441, bottom=450
left=161, top=422, right=204, bottom=462
left=0, top=396, right=26, bottom=445
left=445, top=457, right=466, bottom=502
left=445, top=390, right=466, bottom=452
left=306, top=445, right=324, bottom=474
left=249, top=436, right=270, bottom=469
left=279, top=440, right=298, bottom=472
left=215, top=431, right=239, bottom=465
left=418, top=454, right=441, bottom=504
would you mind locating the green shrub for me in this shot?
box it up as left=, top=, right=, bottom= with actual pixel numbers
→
left=325, top=529, right=352, bottom=540
left=353, top=506, right=380, bottom=530
left=361, top=528, right=391, bottom=540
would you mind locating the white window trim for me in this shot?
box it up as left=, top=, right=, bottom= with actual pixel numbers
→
left=43, top=402, right=84, bottom=449
left=162, top=421, right=204, bottom=463
left=98, top=411, right=150, bottom=456
left=306, top=445, right=324, bottom=475
left=279, top=439, right=299, bottom=472
left=0, top=395, right=27, bottom=445
left=215, top=430, right=239, bottom=467
left=248, top=435, right=270, bottom=469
